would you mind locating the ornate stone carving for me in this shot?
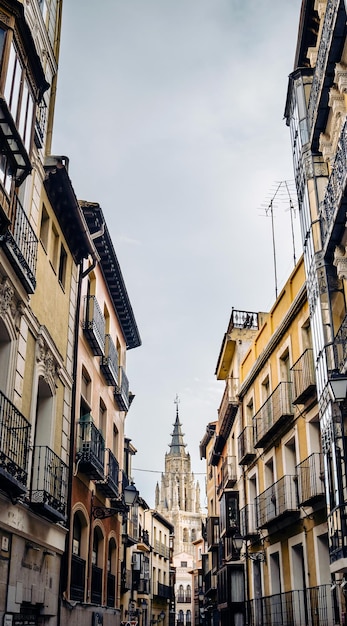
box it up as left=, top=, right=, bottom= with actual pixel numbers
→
left=333, top=245, right=347, bottom=279
left=36, top=334, right=60, bottom=388
left=0, top=277, right=14, bottom=314
left=335, top=63, right=347, bottom=94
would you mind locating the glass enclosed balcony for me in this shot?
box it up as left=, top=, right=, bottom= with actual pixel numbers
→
left=0, top=389, right=31, bottom=496
left=217, top=455, right=237, bottom=493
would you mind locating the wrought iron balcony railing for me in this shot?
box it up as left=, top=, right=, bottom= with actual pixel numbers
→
left=307, top=0, right=340, bottom=135
left=253, top=382, right=293, bottom=449
left=229, top=309, right=259, bottom=330
left=30, top=445, right=68, bottom=522
left=154, top=539, right=170, bottom=559
left=100, top=333, right=119, bottom=386
left=247, top=584, right=337, bottom=626
left=0, top=193, right=38, bottom=293
left=70, top=554, right=86, bottom=602
left=255, top=475, right=299, bottom=529
left=95, top=447, right=119, bottom=498
left=333, top=311, right=347, bottom=373
left=76, top=415, right=105, bottom=481
left=291, top=349, right=316, bottom=405
left=217, top=455, right=237, bottom=492
left=155, top=582, right=172, bottom=600
left=0, top=389, right=31, bottom=495
left=321, top=113, right=347, bottom=248
left=240, top=503, right=259, bottom=538
left=296, top=453, right=325, bottom=506
left=82, top=295, right=105, bottom=356
left=114, top=366, right=130, bottom=411
left=218, top=377, right=239, bottom=438
left=238, top=425, right=256, bottom=465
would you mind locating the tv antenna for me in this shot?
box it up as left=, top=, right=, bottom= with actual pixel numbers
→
left=258, top=180, right=298, bottom=299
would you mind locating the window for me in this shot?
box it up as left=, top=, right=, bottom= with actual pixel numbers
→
left=72, top=515, right=82, bottom=556
left=180, top=561, right=187, bottom=568
left=80, top=367, right=91, bottom=414
left=39, top=0, right=59, bottom=48
left=4, top=42, right=34, bottom=150
left=58, top=243, right=67, bottom=287
left=0, top=27, right=5, bottom=65
left=39, top=204, right=49, bottom=250
left=51, top=223, right=59, bottom=271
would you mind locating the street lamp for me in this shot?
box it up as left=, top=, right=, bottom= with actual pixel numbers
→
left=328, top=376, right=347, bottom=403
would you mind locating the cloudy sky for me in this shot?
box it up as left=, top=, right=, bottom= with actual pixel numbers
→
left=52, top=0, right=302, bottom=508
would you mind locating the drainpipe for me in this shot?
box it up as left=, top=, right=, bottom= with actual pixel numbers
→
left=59, top=248, right=99, bottom=623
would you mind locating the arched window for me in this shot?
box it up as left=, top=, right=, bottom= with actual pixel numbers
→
left=191, top=528, right=196, bottom=542
left=178, top=584, right=184, bottom=603
left=177, top=610, right=184, bottom=625
left=186, top=610, right=191, bottom=626
left=183, top=528, right=188, bottom=542
left=107, top=538, right=117, bottom=607
left=186, top=584, right=191, bottom=603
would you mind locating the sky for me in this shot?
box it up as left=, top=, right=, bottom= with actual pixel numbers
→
left=52, top=0, right=303, bottom=508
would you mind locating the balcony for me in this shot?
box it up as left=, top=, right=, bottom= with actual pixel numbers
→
left=240, top=503, right=259, bottom=538
left=76, top=415, right=105, bottom=481
left=291, top=349, right=316, bottom=405
left=0, top=193, right=38, bottom=293
left=137, top=529, right=151, bottom=552
left=30, top=446, right=68, bottom=522
left=217, top=455, right=237, bottom=493
left=238, top=425, right=256, bottom=465
left=155, top=582, right=172, bottom=600
left=296, top=453, right=325, bottom=507
left=204, top=570, right=217, bottom=595
left=307, top=0, right=342, bottom=144
left=0, top=98, right=32, bottom=184
left=154, top=539, right=170, bottom=559
left=95, top=448, right=119, bottom=498
left=218, top=377, right=239, bottom=438
left=333, top=312, right=347, bottom=373
left=121, top=568, right=132, bottom=592
left=0, top=389, right=31, bottom=496
left=321, top=112, right=347, bottom=250
left=100, top=334, right=119, bottom=386
left=82, top=295, right=105, bottom=356
left=247, top=584, right=337, bottom=626
left=207, top=516, right=220, bottom=550
left=114, top=366, right=130, bottom=411
left=255, top=475, right=299, bottom=529
left=70, top=554, right=86, bottom=602
left=253, top=382, right=293, bottom=449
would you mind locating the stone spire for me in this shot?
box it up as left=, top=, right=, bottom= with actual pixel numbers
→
left=168, top=394, right=187, bottom=456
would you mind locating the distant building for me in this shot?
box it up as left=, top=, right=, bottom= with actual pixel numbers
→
left=156, top=401, right=204, bottom=626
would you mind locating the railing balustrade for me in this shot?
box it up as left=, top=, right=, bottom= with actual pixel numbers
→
left=291, top=348, right=316, bottom=404
left=91, top=564, right=103, bottom=604
left=256, top=475, right=298, bottom=528
left=82, top=295, right=105, bottom=355
left=238, top=425, right=256, bottom=465
left=70, top=554, right=86, bottom=602
left=106, top=572, right=116, bottom=607
left=253, top=382, right=293, bottom=448
left=76, top=415, right=105, bottom=480
left=100, top=334, right=119, bottom=385
left=114, top=366, right=130, bottom=411
left=296, top=453, right=325, bottom=505
left=0, top=388, right=31, bottom=493
left=30, top=445, right=68, bottom=520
